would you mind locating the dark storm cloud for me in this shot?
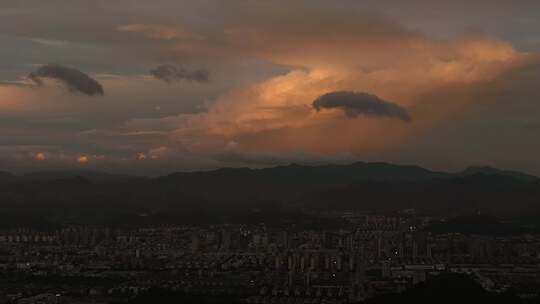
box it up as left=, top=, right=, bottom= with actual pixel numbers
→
left=28, top=64, right=104, bottom=96
left=150, top=65, right=210, bottom=83
left=313, top=91, right=411, bottom=122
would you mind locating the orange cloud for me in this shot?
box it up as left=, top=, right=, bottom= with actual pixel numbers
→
left=2, top=1, right=536, bottom=170
left=77, top=155, right=89, bottom=164
left=167, top=32, right=529, bottom=158
left=34, top=152, right=46, bottom=161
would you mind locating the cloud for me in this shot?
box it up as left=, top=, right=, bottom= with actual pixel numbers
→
left=1, top=0, right=539, bottom=174
left=28, top=64, right=104, bottom=96
left=312, top=91, right=411, bottom=122
left=214, top=146, right=355, bottom=167
left=0, top=80, right=34, bottom=89
left=150, top=65, right=210, bottom=83
left=34, top=152, right=46, bottom=161
left=117, top=24, right=194, bottom=40
left=77, top=155, right=89, bottom=164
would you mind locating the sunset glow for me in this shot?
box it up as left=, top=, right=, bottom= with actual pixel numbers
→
left=0, top=1, right=539, bottom=175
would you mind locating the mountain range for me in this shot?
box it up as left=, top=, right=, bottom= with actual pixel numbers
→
left=0, top=162, right=539, bottom=227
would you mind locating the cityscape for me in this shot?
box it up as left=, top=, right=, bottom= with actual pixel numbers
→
left=2, top=0, right=540, bottom=303
left=2, top=210, right=540, bottom=303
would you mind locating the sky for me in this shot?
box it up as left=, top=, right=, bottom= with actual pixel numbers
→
left=1, top=0, right=540, bottom=175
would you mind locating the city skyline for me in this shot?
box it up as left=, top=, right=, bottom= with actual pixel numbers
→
left=2, top=3, right=540, bottom=301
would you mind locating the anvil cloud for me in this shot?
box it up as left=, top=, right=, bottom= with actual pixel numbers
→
left=0, top=0, right=539, bottom=175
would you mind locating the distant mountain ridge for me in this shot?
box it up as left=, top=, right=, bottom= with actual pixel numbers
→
left=2, top=162, right=538, bottom=182
left=0, top=162, right=538, bottom=227
left=0, top=171, right=15, bottom=178
left=460, top=166, right=539, bottom=181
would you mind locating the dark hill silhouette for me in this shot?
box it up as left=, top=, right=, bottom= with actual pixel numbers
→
left=0, top=171, right=15, bottom=180
left=0, top=162, right=538, bottom=227
left=461, top=166, right=539, bottom=182
left=361, top=273, right=534, bottom=304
